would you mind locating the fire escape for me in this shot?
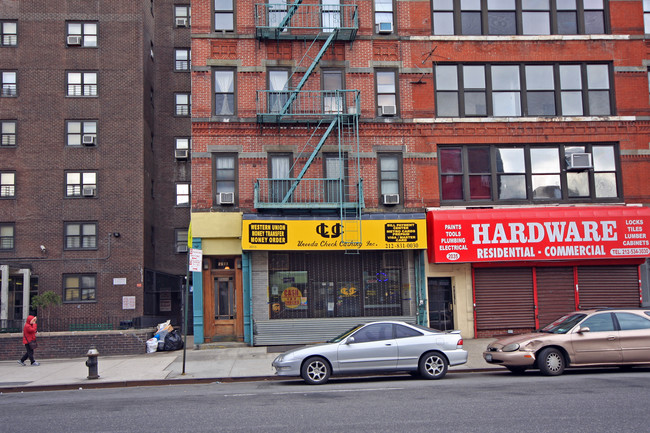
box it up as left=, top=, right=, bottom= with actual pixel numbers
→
left=254, top=1, right=363, bottom=248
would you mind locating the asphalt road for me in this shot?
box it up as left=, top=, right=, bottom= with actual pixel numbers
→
left=1, top=368, right=649, bottom=433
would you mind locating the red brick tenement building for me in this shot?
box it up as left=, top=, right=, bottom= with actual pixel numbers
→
left=189, top=0, right=650, bottom=344
left=0, top=1, right=191, bottom=332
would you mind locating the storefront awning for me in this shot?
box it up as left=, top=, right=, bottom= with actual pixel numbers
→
left=427, top=206, right=650, bottom=264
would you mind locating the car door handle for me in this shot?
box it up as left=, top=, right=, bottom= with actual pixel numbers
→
left=385, top=343, right=393, bottom=346
left=607, top=336, right=616, bottom=341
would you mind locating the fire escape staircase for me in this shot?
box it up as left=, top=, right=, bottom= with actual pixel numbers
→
left=254, top=1, right=363, bottom=249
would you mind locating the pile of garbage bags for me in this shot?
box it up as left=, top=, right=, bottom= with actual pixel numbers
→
left=146, top=320, right=184, bottom=353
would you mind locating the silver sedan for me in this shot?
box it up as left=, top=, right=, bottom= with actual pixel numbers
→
left=272, top=321, right=468, bottom=384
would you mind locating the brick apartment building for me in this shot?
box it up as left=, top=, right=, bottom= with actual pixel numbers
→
left=0, top=0, right=191, bottom=331
left=186, top=0, right=650, bottom=344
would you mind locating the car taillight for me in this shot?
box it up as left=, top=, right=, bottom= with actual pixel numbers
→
left=457, top=339, right=463, bottom=348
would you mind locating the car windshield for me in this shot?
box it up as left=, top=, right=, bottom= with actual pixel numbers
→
left=327, top=325, right=364, bottom=343
left=539, top=313, right=587, bottom=334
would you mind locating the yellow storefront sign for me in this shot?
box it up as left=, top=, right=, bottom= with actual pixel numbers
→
left=242, top=219, right=427, bottom=250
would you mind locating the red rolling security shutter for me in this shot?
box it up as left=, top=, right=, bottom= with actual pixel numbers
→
left=474, top=267, right=535, bottom=331
left=577, top=266, right=640, bottom=309
left=536, top=267, right=576, bottom=328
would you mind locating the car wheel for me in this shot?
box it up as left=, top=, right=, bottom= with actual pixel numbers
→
left=538, top=347, right=565, bottom=376
left=419, top=351, right=448, bottom=380
left=506, top=366, right=527, bottom=375
left=301, top=356, right=331, bottom=385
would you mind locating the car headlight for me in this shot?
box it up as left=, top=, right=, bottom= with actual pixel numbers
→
left=502, top=343, right=520, bottom=352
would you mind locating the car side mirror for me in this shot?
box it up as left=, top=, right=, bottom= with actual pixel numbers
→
left=578, top=326, right=590, bottom=333
left=346, top=336, right=355, bottom=345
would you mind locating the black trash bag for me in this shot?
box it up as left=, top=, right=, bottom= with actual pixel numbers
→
left=163, top=330, right=184, bottom=351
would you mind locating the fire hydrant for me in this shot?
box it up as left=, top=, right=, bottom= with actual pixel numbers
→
left=86, top=348, right=100, bottom=379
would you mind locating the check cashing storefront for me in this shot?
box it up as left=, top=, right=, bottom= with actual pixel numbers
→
left=426, top=206, right=650, bottom=339
left=242, top=214, right=428, bottom=345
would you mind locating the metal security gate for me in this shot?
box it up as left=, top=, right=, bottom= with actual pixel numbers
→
left=536, top=267, right=575, bottom=328
left=577, top=266, right=640, bottom=309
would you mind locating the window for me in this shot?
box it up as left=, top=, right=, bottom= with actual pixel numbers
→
left=66, top=22, right=98, bottom=47
left=1, top=21, right=17, bottom=46
left=66, top=172, right=97, bottom=197
left=376, top=70, right=398, bottom=116
left=175, top=93, right=191, bottom=116
left=395, top=324, right=423, bottom=338
left=435, top=63, right=612, bottom=117
left=374, top=0, right=394, bottom=33
left=378, top=153, right=402, bottom=204
left=175, top=48, right=191, bottom=71
left=64, top=222, right=97, bottom=250
left=0, top=172, right=15, bottom=198
left=439, top=143, right=620, bottom=204
left=66, top=120, right=97, bottom=146
left=214, top=69, right=235, bottom=115
left=269, top=153, right=292, bottom=202
left=322, top=0, right=342, bottom=33
left=175, top=5, right=191, bottom=27
left=1, top=71, right=16, bottom=96
left=214, top=0, right=234, bottom=32
left=432, top=0, right=606, bottom=35
left=268, top=69, right=289, bottom=113
left=580, top=313, right=615, bottom=332
left=176, top=183, right=190, bottom=206
left=645, top=0, right=650, bottom=34
left=64, top=274, right=96, bottom=302
left=175, top=137, right=191, bottom=151
left=213, top=153, right=237, bottom=205
left=0, top=223, right=14, bottom=250
left=1, top=121, right=16, bottom=146
left=322, top=69, right=344, bottom=114
left=175, top=229, right=189, bottom=253
left=67, top=71, right=98, bottom=96
left=324, top=153, right=347, bottom=203
left=352, top=323, right=393, bottom=343
left=615, top=313, right=650, bottom=330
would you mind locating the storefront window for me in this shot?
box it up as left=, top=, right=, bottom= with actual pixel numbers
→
left=268, top=251, right=408, bottom=319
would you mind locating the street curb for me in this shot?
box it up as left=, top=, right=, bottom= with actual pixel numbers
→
left=0, top=368, right=503, bottom=394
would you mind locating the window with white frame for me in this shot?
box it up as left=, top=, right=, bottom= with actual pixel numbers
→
left=175, top=229, right=189, bottom=253
left=374, top=0, right=394, bottom=33
left=64, top=222, right=97, bottom=250
left=175, top=93, right=191, bottom=116
left=214, top=0, right=234, bottom=32
left=1, top=120, right=16, bottom=146
left=64, top=274, right=96, bottom=302
left=66, top=22, right=98, bottom=47
left=66, top=172, right=97, bottom=197
left=0, top=172, right=15, bottom=198
left=1, top=21, right=17, bottom=46
left=378, top=153, right=402, bottom=204
left=175, top=5, right=191, bottom=27
left=432, top=0, right=607, bottom=35
left=0, top=223, right=14, bottom=250
left=435, top=62, right=612, bottom=117
left=175, top=48, right=191, bottom=71
left=214, top=69, right=235, bottom=115
left=1, top=71, right=17, bottom=96
left=67, top=71, right=98, bottom=96
left=66, top=120, right=97, bottom=146
left=176, top=183, right=190, bottom=206
left=645, top=0, right=650, bottom=33
left=438, top=143, right=620, bottom=204
left=213, top=153, right=237, bottom=205
left=376, top=70, right=398, bottom=116
left=322, top=69, right=344, bottom=114
left=268, top=69, right=289, bottom=114
left=175, top=137, right=190, bottom=151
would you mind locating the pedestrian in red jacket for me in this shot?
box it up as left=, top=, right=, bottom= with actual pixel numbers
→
left=18, top=315, right=40, bottom=366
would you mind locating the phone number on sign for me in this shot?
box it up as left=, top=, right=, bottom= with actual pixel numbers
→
left=386, top=242, right=420, bottom=249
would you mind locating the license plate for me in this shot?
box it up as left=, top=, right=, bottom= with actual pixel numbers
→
left=485, top=354, right=492, bottom=362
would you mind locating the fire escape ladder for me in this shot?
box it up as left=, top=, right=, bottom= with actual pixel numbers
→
left=277, top=0, right=303, bottom=31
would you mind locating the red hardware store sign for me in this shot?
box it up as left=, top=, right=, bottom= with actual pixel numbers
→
left=427, top=206, right=650, bottom=264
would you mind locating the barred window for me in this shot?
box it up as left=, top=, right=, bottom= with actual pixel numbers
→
left=1, top=71, right=17, bottom=96
left=64, top=222, right=97, bottom=250
left=1, top=121, right=16, bottom=146
left=0, top=223, right=14, bottom=250
left=66, top=172, right=97, bottom=197
left=66, top=120, right=97, bottom=146
left=175, top=93, right=191, bottom=116
left=67, top=71, right=98, bottom=96
left=0, top=172, right=15, bottom=198
left=175, top=48, right=191, bottom=71
left=64, top=274, right=96, bottom=302
left=1, top=21, right=17, bottom=46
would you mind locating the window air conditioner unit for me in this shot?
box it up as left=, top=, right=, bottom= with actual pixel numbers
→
left=82, top=186, right=96, bottom=197
left=176, top=17, right=188, bottom=27
left=177, top=244, right=189, bottom=253
left=567, top=153, right=592, bottom=170
left=382, top=193, right=399, bottom=205
left=217, top=192, right=234, bottom=204
left=379, top=105, right=396, bottom=116
left=67, top=35, right=82, bottom=46
left=376, top=22, right=393, bottom=34
left=82, top=135, right=96, bottom=146
left=175, top=149, right=189, bottom=159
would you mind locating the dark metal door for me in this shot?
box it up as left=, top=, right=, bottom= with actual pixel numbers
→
left=427, top=277, right=453, bottom=331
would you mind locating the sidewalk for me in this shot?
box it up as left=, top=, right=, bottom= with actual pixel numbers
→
left=0, top=338, right=496, bottom=392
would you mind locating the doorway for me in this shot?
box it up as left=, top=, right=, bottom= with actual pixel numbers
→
left=203, top=258, right=243, bottom=342
left=427, top=277, right=453, bottom=331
